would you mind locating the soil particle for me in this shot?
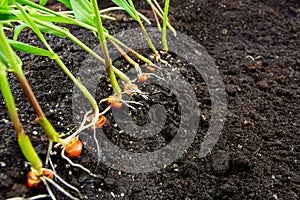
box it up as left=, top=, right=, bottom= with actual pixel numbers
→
left=6, top=183, right=29, bottom=198
left=210, top=150, right=230, bottom=175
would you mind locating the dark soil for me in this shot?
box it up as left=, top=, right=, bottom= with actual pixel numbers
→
left=0, top=0, right=299, bottom=199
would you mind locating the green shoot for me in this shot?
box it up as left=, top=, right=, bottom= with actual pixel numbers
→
left=90, top=0, right=122, bottom=101
left=111, top=0, right=151, bottom=24
left=110, top=39, right=142, bottom=75
left=146, top=0, right=176, bottom=35
left=128, top=0, right=159, bottom=57
left=162, top=0, right=170, bottom=52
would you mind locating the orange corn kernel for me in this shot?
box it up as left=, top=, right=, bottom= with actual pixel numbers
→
left=42, top=169, right=54, bottom=179
left=65, top=137, right=83, bottom=158
left=96, top=115, right=106, bottom=128
left=26, top=169, right=54, bottom=189
left=26, top=171, right=42, bottom=189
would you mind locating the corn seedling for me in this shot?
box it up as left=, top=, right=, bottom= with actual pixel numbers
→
left=0, top=24, right=82, bottom=200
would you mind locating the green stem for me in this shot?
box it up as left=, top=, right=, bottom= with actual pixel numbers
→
left=110, top=40, right=142, bottom=75
left=162, top=0, right=170, bottom=52
left=113, top=67, right=131, bottom=84
left=146, top=0, right=176, bottom=35
left=0, top=68, right=24, bottom=135
left=18, top=133, right=43, bottom=175
left=14, top=71, right=45, bottom=118
left=54, top=55, right=99, bottom=113
left=107, top=36, right=153, bottom=65
left=128, top=0, right=159, bottom=56
left=0, top=65, right=43, bottom=176
left=0, top=23, right=61, bottom=148
left=91, top=0, right=121, bottom=97
left=35, top=117, right=60, bottom=142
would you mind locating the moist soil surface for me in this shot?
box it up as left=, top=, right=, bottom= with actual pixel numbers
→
left=0, top=0, right=299, bottom=199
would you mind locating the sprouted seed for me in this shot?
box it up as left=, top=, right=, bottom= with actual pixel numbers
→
left=26, top=168, right=81, bottom=200
left=64, top=137, right=83, bottom=158
left=124, top=82, right=140, bottom=96
left=26, top=169, right=54, bottom=189
left=96, top=115, right=107, bottom=128
left=106, top=95, right=123, bottom=108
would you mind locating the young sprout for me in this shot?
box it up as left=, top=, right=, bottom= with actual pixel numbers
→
left=49, top=107, right=111, bottom=178
left=88, top=114, right=107, bottom=130
left=96, top=115, right=107, bottom=128
left=106, top=94, right=123, bottom=108
left=91, top=0, right=125, bottom=111
left=64, top=136, right=83, bottom=159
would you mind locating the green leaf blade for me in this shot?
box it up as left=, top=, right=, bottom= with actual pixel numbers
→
left=8, top=39, right=56, bottom=59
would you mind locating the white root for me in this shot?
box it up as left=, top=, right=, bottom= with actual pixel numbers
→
left=93, top=125, right=102, bottom=169
left=61, top=149, right=101, bottom=179
left=41, top=178, right=57, bottom=200
left=45, top=141, right=53, bottom=166
left=42, top=177, right=79, bottom=200
left=6, top=194, right=50, bottom=200
left=43, top=168, right=83, bottom=199
left=48, top=175, right=82, bottom=199
left=48, top=156, right=56, bottom=174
